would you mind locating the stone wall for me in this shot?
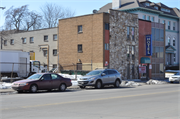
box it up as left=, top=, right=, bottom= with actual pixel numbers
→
left=109, top=10, right=139, bottom=80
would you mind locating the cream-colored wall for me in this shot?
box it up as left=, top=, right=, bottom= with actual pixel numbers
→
left=1, top=28, right=58, bottom=69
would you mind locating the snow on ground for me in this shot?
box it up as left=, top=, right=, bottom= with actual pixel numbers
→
left=146, top=79, right=168, bottom=85
left=0, top=82, right=12, bottom=89
left=58, top=73, right=82, bottom=80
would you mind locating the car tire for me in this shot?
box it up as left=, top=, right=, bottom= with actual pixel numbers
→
left=170, top=81, right=174, bottom=83
left=114, top=79, right=120, bottom=88
left=59, top=83, right=66, bottom=92
left=79, top=86, right=86, bottom=89
left=95, top=80, right=102, bottom=89
left=30, top=84, right=38, bottom=93
left=17, top=90, right=23, bottom=93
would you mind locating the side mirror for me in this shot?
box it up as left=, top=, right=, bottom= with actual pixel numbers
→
left=101, top=73, right=106, bottom=76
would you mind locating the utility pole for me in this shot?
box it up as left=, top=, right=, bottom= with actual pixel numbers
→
left=0, top=6, right=5, bottom=50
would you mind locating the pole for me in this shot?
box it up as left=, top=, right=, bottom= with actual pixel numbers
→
left=11, top=63, right=14, bottom=83
left=47, top=45, right=49, bottom=71
left=1, top=37, right=3, bottom=50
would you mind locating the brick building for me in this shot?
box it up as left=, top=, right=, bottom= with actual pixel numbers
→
left=58, top=13, right=110, bottom=71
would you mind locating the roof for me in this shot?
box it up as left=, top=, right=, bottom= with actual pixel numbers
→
left=98, top=0, right=179, bottom=18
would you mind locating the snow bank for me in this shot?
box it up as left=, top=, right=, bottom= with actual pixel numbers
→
left=146, top=79, right=168, bottom=85
left=123, top=80, right=141, bottom=87
left=58, top=73, right=83, bottom=80
left=0, top=82, right=12, bottom=89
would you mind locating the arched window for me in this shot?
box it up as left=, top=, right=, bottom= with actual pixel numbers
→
left=168, top=37, right=171, bottom=45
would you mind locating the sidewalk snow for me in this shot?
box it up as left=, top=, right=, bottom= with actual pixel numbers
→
left=122, top=80, right=141, bottom=87
left=146, top=79, right=168, bottom=85
left=0, top=82, right=12, bottom=89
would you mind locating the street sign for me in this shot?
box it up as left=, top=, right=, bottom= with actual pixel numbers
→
left=105, top=61, right=108, bottom=66
left=139, top=66, right=146, bottom=73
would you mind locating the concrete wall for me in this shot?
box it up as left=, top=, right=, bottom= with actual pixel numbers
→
left=1, top=27, right=58, bottom=69
left=109, top=10, right=139, bottom=80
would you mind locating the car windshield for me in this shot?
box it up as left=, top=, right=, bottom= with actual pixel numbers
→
left=86, top=70, right=103, bottom=76
left=27, top=74, right=42, bottom=80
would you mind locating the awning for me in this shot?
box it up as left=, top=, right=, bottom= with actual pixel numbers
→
left=165, top=45, right=176, bottom=54
left=140, top=57, right=151, bottom=64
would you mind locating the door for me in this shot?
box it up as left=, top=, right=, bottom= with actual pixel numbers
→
left=38, top=74, right=52, bottom=90
left=51, top=74, right=62, bottom=89
left=101, top=70, right=109, bottom=84
left=108, top=70, right=116, bottom=83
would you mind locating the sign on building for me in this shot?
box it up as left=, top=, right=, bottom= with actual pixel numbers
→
left=146, top=35, right=152, bottom=56
left=139, top=66, right=146, bottom=73
left=30, top=52, right=35, bottom=60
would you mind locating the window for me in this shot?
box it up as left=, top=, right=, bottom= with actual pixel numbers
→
left=168, top=37, right=171, bottom=45
left=152, top=28, right=155, bottom=41
left=22, top=38, right=26, bottom=44
left=30, top=37, right=34, bottom=43
left=168, top=21, right=171, bottom=30
left=4, top=40, right=7, bottom=46
left=127, top=27, right=130, bottom=39
left=131, top=27, right=135, bottom=40
left=154, top=6, right=158, bottom=10
left=43, top=49, right=47, bottom=57
left=41, top=74, right=51, bottom=80
left=151, top=17, right=154, bottom=22
left=161, top=8, right=170, bottom=13
left=173, top=22, right=175, bottom=30
left=53, top=34, right=57, bottom=41
left=105, top=43, right=109, bottom=50
left=155, top=29, right=160, bottom=41
left=78, top=25, right=82, bottom=33
left=173, top=38, right=175, bottom=46
left=78, top=44, right=82, bottom=52
left=160, top=29, right=164, bottom=41
left=53, top=49, right=57, bottom=56
left=127, top=46, right=130, bottom=58
left=145, top=2, right=150, bottom=6
left=132, top=46, right=135, bottom=60
left=159, top=47, right=164, bottom=58
left=44, top=35, right=48, bottom=42
left=174, top=54, right=176, bottom=62
left=10, top=39, right=14, bottom=45
left=147, top=16, right=150, bottom=21
left=105, top=23, right=109, bottom=30
left=143, top=15, right=146, bottom=20
left=158, top=19, right=160, bottom=23
left=162, top=20, right=165, bottom=24
left=53, top=64, right=57, bottom=69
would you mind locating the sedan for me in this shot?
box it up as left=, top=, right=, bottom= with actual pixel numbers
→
left=169, top=71, right=180, bottom=83
left=12, top=73, right=72, bottom=93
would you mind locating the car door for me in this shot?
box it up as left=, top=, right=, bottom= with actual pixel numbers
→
left=107, top=70, right=117, bottom=84
left=101, top=70, right=109, bottom=84
left=38, top=74, right=52, bottom=90
left=51, top=74, right=62, bottom=89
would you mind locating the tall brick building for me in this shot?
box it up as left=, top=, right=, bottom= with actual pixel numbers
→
left=58, top=13, right=110, bottom=70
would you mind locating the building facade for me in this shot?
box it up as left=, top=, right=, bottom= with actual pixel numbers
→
left=58, top=13, right=110, bottom=71
left=1, top=27, right=58, bottom=70
left=109, top=10, right=139, bottom=79
left=99, top=0, right=180, bottom=69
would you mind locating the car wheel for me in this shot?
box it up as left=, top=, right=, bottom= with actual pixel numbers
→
left=17, top=90, right=23, bottom=93
left=114, top=80, right=120, bottom=88
left=95, top=80, right=102, bottom=89
left=170, top=81, right=174, bottom=83
left=59, top=83, right=66, bottom=92
left=30, top=85, right=38, bottom=93
left=79, top=86, right=86, bottom=89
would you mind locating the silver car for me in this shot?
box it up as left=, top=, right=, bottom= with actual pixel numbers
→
left=169, top=71, right=180, bottom=83
left=77, top=69, right=122, bottom=89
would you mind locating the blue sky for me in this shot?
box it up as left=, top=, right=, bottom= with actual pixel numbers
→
left=0, top=0, right=180, bottom=28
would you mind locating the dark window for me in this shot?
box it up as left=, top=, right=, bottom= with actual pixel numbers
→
left=41, top=74, right=51, bottom=80
left=43, top=49, right=47, bottom=57
left=155, top=29, right=160, bottom=41
left=108, top=70, right=115, bottom=74
left=44, top=35, right=48, bottom=42
left=168, top=21, right=171, bottom=30
left=173, top=22, right=175, bottom=30
left=132, top=27, right=135, bottom=40
left=173, top=39, right=175, bottom=46
left=132, top=46, right=135, bottom=60
left=4, top=40, right=7, bottom=46
left=53, top=34, right=57, bottom=41
left=127, top=27, right=130, bottom=40
left=78, top=44, right=82, bottom=53
left=103, top=70, right=108, bottom=75
left=105, top=23, right=109, bottom=30
left=53, top=64, right=57, bottom=68
left=53, top=49, right=57, bottom=56
left=30, top=37, right=34, bottom=43
left=22, top=38, right=26, bottom=44
left=174, top=54, right=176, bottom=62
left=78, top=25, right=82, bottom=33
left=127, top=46, right=130, bottom=58
left=10, top=39, right=14, bottom=45
left=160, top=29, right=164, bottom=41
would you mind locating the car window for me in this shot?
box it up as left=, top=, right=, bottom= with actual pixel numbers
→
left=86, top=70, right=103, bottom=76
left=103, top=70, right=108, bottom=75
left=108, top=70, right=114, bottom=74
left=51, top=74, right=62, bottom=80
left=41, top=74, right=51, bottom=80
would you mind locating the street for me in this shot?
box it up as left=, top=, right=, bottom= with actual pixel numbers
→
left=0, top=84, right=180, bottom=119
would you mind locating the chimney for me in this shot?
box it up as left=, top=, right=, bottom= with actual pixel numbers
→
left=112, top=0, right=121, bottom=9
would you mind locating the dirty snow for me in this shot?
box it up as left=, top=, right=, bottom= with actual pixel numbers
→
left=0, top=82, right=12, bottom=89
left=146, top=79, right=168, bottom=85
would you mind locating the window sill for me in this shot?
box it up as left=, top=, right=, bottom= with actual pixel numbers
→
left=53, top=55, right=57, bottom=56
left=78, top=51, right=83, bottom=53
left=78, top=31, right=83, bottom=34
left=44, top=40, right=48, bottom=42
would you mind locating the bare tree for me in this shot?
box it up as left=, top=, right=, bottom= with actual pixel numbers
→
left=4, top=5, right=42, bottom=32
left=40, top=3, right=75, bottom=28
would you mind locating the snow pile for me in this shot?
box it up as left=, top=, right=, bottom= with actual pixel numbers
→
left=58, top=73, right=83, bottom=80
left=124, top=81, right=141, bottom=86
left=0, top=82, right=12, bottom=89
left=71, top=81, right=78, bottom=86
left=146, top=79, right=168, bottom=85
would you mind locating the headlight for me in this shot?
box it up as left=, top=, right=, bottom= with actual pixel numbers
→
left=19, top=83, right=29, bottom=86
left=89, top=77, right=96, bottom=80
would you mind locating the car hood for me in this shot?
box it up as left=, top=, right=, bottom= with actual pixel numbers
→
left=79, top=75, right=98, bottom=80
left=13, top=79, right=39, bottom=83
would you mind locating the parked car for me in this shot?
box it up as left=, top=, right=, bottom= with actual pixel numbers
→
left=169, top=71, right=180, bottom=83
left=12, top=73, right=72, bottom=93
left=77, top=69, right=122, bottom=89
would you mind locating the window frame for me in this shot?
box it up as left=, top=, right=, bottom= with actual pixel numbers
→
left=44, top=35, right=48, bottom=42
left=78, top=25, right=83, bottom=33
left=53, top=49, right=57, bottom=56
left=22, top=38, right=26, bottom=44
left=4, top=40, right=7, bottom=46
left=127, top=26, right=130, bottom=40
left=30, top=37, right=34, bottom=43
left=168, top=21, right=171, bottom=30
left=78, top=44, right=83, bottom=53
left=10, top=39, right=14, bottom=45
left=53, top=34, right=57, bottom=41
left=43, top=49, right=48, bottom=57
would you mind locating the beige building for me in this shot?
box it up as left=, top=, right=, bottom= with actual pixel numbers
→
left=1, top=27, right=58, bottom=70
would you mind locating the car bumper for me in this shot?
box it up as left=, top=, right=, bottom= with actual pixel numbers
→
left=169, top=78, right=180, bottom=82
left=12, top=85, right=30, bottom=91
left=78, top=80, right=95, bottom=86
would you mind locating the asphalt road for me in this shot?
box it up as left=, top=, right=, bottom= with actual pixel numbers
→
left=0, top=84, right=180, bottom=119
